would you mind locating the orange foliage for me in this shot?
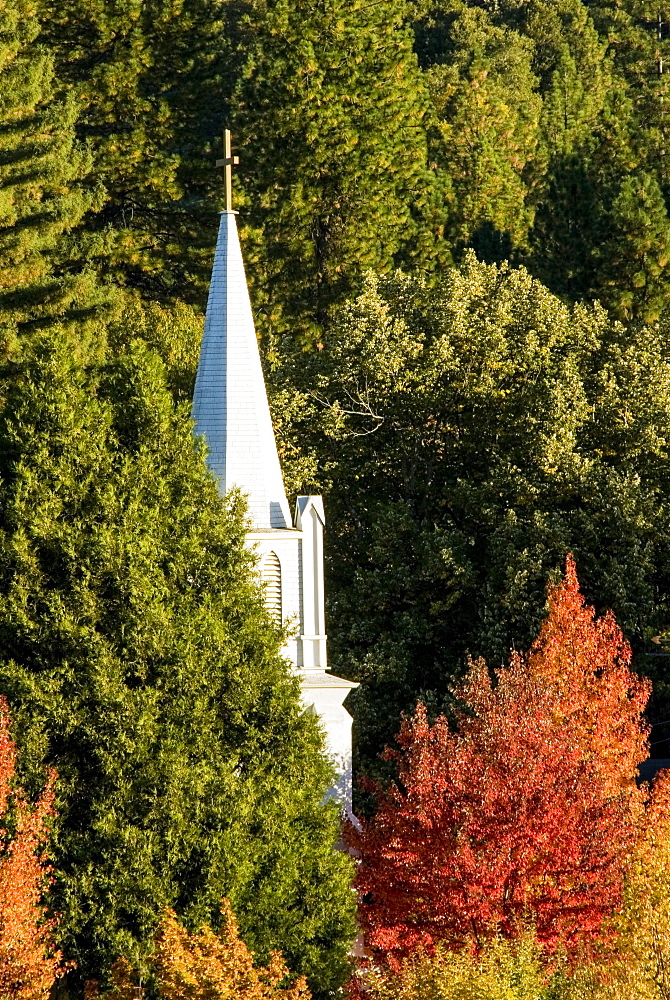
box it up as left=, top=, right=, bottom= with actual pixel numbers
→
left=577, top=766, right=670, bottom=996
left=104, top=902, right=310, bottom=1000
left=0, top=697, right=66, bottom=999
left=348, top=556, right=650, bottom=965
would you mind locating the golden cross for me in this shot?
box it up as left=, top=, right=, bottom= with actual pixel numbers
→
left=216, top=129, right=240, bottom=212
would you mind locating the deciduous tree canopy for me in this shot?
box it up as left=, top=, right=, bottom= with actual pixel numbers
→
left=104, top=902, right=311, bottom=1000
left=6, top=0, right=670, bottom=986
left=0, top=697, right=65, bottom=1000
left=347, top=558, right=649, bottom=962
left=269, top=255, right=670, bottom=774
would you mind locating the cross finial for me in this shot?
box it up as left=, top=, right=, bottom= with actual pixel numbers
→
left=216, top=129, right=240, bottom=212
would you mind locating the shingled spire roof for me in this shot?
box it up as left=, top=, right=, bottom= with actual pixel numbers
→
left=192, top=211, right=292, bottom=530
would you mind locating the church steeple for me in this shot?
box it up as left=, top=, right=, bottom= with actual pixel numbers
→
left=193, top=132, right=357, bottom=819
left=191, top=210, right=292, bottom=531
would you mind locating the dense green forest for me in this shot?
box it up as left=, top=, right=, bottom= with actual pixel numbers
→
left=4, top=0, right=670, bottom=988
left=35, top=0, right=670, bottom=763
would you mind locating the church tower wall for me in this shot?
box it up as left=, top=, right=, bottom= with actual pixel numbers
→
left=249, top=529, right=302, bottom=666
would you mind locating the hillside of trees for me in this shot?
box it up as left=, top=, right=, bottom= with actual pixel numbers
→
left=3, top=0, right=670, bottom=995
left=27, top=0, right=670, bottom=774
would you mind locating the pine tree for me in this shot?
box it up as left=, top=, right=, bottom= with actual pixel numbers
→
left=36, top=0, right=244, bottom=304
left=230, top=0, right=448, bottom=348
left=528, top=153, right=604, bottom=298
left=508, top=0, right=620, bottom=299
left=0, top=328, right=356, bottom=995
left=589, top=0, right=670, bottom=188
left=422, top=5, right=542, bottom=258
left=539, top=0, right=670, bottom=315
left=0, top=0, right=103, bottom=349
left=594, top=170, right=670, bottom=323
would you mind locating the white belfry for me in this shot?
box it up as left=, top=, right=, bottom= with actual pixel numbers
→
left=192, top=208, right=357, bottom=817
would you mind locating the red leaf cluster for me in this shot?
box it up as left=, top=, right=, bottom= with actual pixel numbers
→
left=0, top=697, right=65, bottom=1000
left=348, top=556, right=650, bottom=965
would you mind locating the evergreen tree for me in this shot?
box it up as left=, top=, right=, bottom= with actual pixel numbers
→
left=421, top=5, right=542, bottom=258
left=495, top=0, right=610, bottom=100
left=0, top=329, right=356, bottom=995
left=595, top=170, right=670, bottom=323
left=528, top=153, right=603, bottom=298
left=0, top=0, right=103, bottom=349
left=534, top=0, right=670, bottom=314
left=538, top=35, right=611, bottom=153
left=503, top=0, right=620, bottom=299
left=36, top=0, right=246, bottom=304
left=528, top=90, right=635, bottom=301
left=589, top=0, right=670, bottom=188
left=230, top=0, right=448, bottom=348
left=418, top=0, right=670, bottom=316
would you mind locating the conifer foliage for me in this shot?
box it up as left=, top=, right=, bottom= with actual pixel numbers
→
left=36, top=0, right=236, bottom=302
left=0, top=697, right=65, bottom=1000
left=424, top=5, right=542, bottom=254
left=348, top=558, right=650, bottom=964
left=0, top=0, right=100, bottom=344
left=0, top=329, right=355, bottom=993
left=232, top=0, right=446, bottom=346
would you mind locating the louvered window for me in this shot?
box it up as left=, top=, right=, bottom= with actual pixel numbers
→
left=263, top=552, right=282, bottom=623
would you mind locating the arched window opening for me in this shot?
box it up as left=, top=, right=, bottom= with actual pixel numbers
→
left=263, top=552, right=282, bottom=623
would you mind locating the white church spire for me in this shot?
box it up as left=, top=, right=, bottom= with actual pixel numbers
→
left=193, top=131, right=357, bottom=818
left=191, top=209, right=292, bottom=530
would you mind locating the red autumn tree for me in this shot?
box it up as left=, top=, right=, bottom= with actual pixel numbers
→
left=0, top=697, right=65, bottom=1000
left=347, top=556, right=650, bottom=965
